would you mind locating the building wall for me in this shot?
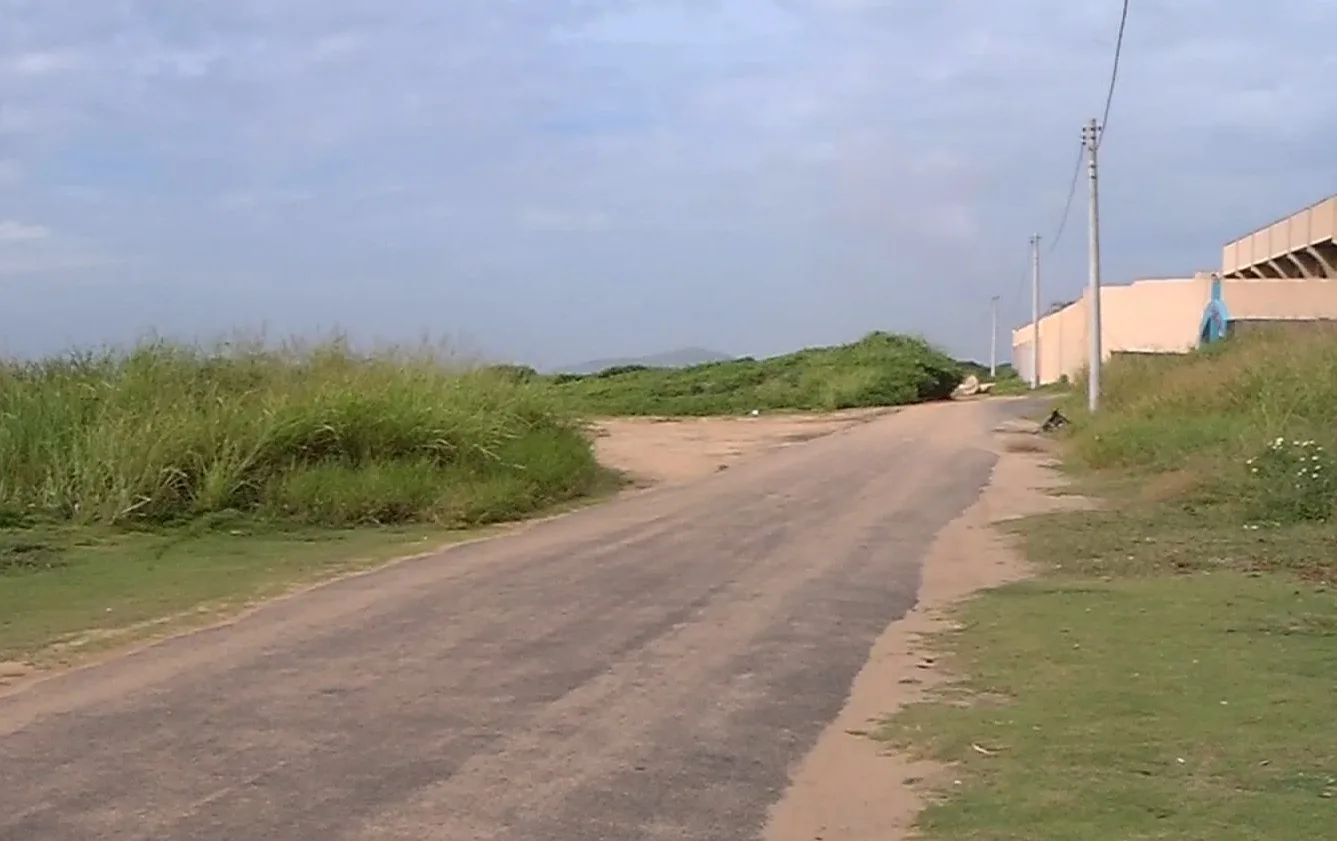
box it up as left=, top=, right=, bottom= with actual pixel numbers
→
left=1222, top=194, right=1337, bottom=277
left=1101, top=276, right=1215, bottom=353
left=1224, top=278, right=1337, bottom=319
left=1012, top=276, right=1209, bottom=385
left=1012, top=275, right=1337, bottom=386
left=1013, top=194, right=1337, bottom=386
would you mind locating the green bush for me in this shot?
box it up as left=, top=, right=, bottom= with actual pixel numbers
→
left=1060, top=328, right=1337, bottom=521
left=549, top=331, right=963, bottom=415
left=483, top=363, right=539, bottom=383
left=0, top=339, right=604, bottom=527
left=1241, top=437, right=1336, bottom=523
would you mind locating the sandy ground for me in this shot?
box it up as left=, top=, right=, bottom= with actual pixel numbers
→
left=765, top=419, right=1089, bottom=840
left=0, top=399, right=1062, bottom=841
left=591, top=408, right=894, bottom=487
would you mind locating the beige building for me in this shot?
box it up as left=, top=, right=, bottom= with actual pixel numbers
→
left=1013, top=193, right=1337, bottom=385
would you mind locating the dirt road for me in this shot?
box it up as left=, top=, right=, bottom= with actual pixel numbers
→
left=0, top=400, right=1023, bottom=840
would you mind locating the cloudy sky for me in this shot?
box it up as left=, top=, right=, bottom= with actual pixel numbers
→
left=2, top=0, right=1334, bottom=365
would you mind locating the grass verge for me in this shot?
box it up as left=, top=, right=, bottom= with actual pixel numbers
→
left=878, top=330, right=1337, bottom=839
left=0, top=523, right=468, bottom=667
left=0, top=337, right=619, bottom=668
left=0, top=472, right=622, bottom=670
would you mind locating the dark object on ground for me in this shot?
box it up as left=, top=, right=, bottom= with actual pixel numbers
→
left=1040, top=409, right=1069, bottom=433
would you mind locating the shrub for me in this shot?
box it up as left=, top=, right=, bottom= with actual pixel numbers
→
left=1242, top=437, right=1336, bottom=524
left=1060, top=328, right=1337, bottom=519
left=1066, top=330, right=1337, bottom=470
left=549, top=331, right=963, bottom=416
left=483, top=363, right=539, bottom=383
left=0, top=340, right=604, bottom=527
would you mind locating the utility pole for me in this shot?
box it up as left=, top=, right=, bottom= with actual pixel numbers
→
left=1029, top=234, right=1041, bottom=388
left=1084, top=118, right=1104, bottom=413
left=989, top=295, right=1000, bottom=378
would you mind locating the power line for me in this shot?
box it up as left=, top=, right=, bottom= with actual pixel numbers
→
left=1096, top=0, right=1130, bottom=148
left=1047, top=141, right=1084, bottom=254
left=1046, top=0, right=1131, bottom=251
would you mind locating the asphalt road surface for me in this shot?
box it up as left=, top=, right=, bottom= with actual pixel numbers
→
left=0, top=400, right=1018, bottom=840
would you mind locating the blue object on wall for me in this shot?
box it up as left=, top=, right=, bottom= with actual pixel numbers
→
left=1199, top=275, right=1230, bottom=345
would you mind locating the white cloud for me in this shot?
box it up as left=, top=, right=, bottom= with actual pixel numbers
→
left=0, top=0, right=1332, bottom=361
left=218, top=189, right=315, bottom=210
left=309, top=33, right=364, bottom=62
left=517, top=208, right=613, bottom=233
left=8, top=50, right=83, bottom=76
left=0, top=104, right=37, bottom=134
left=0, top=252, right=129, bottom=277
left=0, top=222, right=134, bottom=278
left=0, top=220, right=51, bottom=242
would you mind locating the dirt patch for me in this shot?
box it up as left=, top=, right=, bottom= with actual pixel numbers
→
left=764, top=436, right=1088, bottom=840
left=592, top=408, right=893, bottom=487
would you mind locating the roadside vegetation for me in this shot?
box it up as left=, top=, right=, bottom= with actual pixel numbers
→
left=958, top=360, right=1033, bottom=397
left=545, top=331, right=964, bottom=415
left=0, top=329, right=958, bottom=665
left=0, top=339, right=605, bottom=528
left=881, top=328, right=1337, bottom=839
left=0, top=338, right=610, bottom=664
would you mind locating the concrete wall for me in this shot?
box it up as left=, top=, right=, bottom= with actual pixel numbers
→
left=1101, top=276, right=1214, bottom=353
left=1012, top=194, right=1337, bottom=386
left=1011, top=276, right=1209, bottom=385
left=1012, top=275, right=1337, bottom=385
left=1225, top=278, right=1337, bottom=319
left=1012, top=301, right=1080, bottom=385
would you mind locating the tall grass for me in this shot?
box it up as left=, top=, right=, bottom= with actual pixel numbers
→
left=551, top=331, right=963, bottom=416
left=0, top=339, right=604, bottom=527
left=1062, top=328, right=1337, bottom=522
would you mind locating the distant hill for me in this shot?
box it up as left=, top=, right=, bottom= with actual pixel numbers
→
left=559, top=347, right=733, bottom=375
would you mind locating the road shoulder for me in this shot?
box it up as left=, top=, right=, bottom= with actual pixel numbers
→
left=765, top=430, right=1079, bottom=840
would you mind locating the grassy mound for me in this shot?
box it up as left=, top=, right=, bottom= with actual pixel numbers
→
left=1062, top=329, right=1337, bottom=523
left=873, top=329, right=1337, bottom=841
left=0, top=340, right=604, bottom=528
left=550, top=331, right=963, bottom=416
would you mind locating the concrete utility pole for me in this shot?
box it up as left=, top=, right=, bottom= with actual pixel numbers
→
left=989, top=295, right=1000, bottom=378
left=1084, top=118, right=1104, bottom=413
left=1029, top=233, right=1041, bottom=388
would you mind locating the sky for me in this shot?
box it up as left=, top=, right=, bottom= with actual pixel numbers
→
left=2, top=0, right=1335, bottom=366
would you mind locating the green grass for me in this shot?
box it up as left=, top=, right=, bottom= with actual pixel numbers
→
left=0, top=338, right=606, bottom=527
left=987, top=375, right=1033, bottom=396
left=0, top=336, right=623, bottom=666
left=0, top=521, right=479, bottom=665
left=879, top=331, right=1337, bottom=839
left=1064, top=330, right=1337, bottom=485
left=880, top=567, right=1337, bottom=840
left=544, top=331, right=964, bottom=415
left=956, top=361, right=1062, bottom=397
left=0, top=329, right=959, bottom=668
